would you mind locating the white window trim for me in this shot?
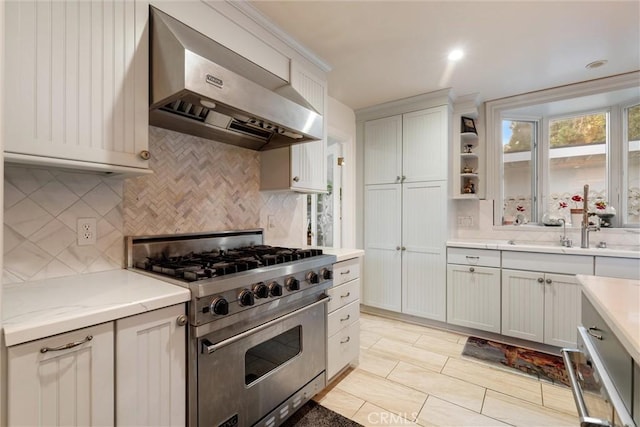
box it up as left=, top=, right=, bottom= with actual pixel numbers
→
left=486, top=71, right=640, bottom=227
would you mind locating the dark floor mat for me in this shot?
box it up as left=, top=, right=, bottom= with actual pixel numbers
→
left=280, top=400, right=363, bottom=427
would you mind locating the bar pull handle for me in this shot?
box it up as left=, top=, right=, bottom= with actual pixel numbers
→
left=341, top=292, right=351, bottom=299
left=340, top=336, right=351, bottom=344
left=40, top=335, right=93, bottom=353
left=340, top=314, right=351, bottom=322
left=587, top=327, right=603, bottom=340
left=465, top=256, right=479, bottom=260
left=340, top=270, right=351, bottom=275
left=561, top=348, right=610, bottom=427
left=202, top=296, right=329, bottom=354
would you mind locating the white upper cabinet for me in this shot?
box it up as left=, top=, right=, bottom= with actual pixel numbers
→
left=364, top=115, right=403, bottom=185
left=261, top=60, right=328, bottom=193
left=289, top=60, right=328, bottom=192
left=4, top=0, right=151, bottom=173
left=402, top=106, right=448, bottom=182
left=364, top=105, right=448, bottom=185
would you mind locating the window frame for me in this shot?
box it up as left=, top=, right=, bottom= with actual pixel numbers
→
left=486, top=72, right=639, bottom=228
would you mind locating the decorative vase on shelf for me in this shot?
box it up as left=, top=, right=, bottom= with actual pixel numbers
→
left=570, top=208, right=583, bottom=227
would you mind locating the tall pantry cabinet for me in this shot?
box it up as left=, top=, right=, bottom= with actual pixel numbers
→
left=358, top=91, right=450, bottom=321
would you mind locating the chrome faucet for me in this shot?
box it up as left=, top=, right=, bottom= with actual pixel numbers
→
left=558, top=219, right=572, bottom=247
left=580, top=184, right=600, bottom=248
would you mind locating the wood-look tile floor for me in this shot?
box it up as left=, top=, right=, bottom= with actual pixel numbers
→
left=314, top=313, right=578, bottom=426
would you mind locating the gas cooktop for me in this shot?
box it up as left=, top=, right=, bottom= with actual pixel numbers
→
left=134, top=245, right=324, bottom=282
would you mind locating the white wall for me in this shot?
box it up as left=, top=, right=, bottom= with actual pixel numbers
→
left=328, top=96, right=357, bottom=248
left=0, top=0, right=5, bottom=420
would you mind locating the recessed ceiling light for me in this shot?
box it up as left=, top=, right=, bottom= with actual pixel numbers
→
left=585, top=60, right=608, bottom=70
left=448, top=49, right=464, bottom=61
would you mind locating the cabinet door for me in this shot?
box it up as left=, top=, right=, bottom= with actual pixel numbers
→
left=290, top=60, right=327, bottom=192
left=543, top=273, right=580, bottom=347
left=363, top=184, right=402, bottom=311
left=501, top=269, right=545, bottom=342
left=364, top=115, right=403, bottom=185
left=401, top=181, right=447, bottom=321
left=447, top=265, right=501, bottom=333
left=5, top=0, right=149, bottom=169
left=402, top=106, right=448, bottom=182
left=8, top=322, right=114, bottom=426
left=116, top=304, right=187, bottom=427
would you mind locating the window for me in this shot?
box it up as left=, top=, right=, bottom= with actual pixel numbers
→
left=502, top=120, right=536, bottom=224
left=500, top=111, right=609, bottom=226
left=547, top=112, right=608, bottom=224
left=626, top=104, right=640, bottom=224
left=487, top=74, right=639, bottom=228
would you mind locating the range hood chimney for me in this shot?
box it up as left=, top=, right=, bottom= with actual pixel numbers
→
left=149, top=7, right=323, bottom=151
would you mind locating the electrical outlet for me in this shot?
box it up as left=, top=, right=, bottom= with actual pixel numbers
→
left=457, top=216, right=473, bottom=227
left=77, top=218, right=97, bottom=246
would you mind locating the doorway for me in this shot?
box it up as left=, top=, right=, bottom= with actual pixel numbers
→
left=307, top=137, right=343, bottom=247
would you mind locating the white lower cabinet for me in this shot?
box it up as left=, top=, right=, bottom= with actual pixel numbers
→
left=363, top=181, right=447, bottom=321
left=326, top=257, right=361, bottom=381
left=116, top=304, right=187, bottom=426
left=447, top=264, right=501, bottom=333
left=502, top=269, right=580, bottom=347
left=7, top=322, right=115, bottom=427
left=7, top=304, right=187, bottom=427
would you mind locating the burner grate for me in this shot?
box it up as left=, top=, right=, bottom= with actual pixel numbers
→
left=138, top=245, right=323, bottom=281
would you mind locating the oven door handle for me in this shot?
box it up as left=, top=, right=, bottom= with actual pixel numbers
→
left=201, top=295, right=329, bottom=355
left=561, top=348, right=612, bottom=427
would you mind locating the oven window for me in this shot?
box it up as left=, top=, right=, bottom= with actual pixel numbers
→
left=245, top=326, right=302, bottom=385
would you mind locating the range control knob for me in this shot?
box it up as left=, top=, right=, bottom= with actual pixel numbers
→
left=285, top=277, right=300, bottom=291
left=210, top=297, right=229, bottom=315
left=269, top=281, right=282, bottom=297
left=239, top=289, right=255, bottom=306
left=320, top=268, right=333, bottom=280
left=253, top=282, right=269, bottom=299
left=306, top=271, right=319, bottom=284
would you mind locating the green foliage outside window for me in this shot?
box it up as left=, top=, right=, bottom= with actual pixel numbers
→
left=628, top=104, right=640, bottom=141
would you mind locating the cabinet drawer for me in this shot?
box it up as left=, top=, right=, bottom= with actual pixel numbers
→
left=327, top=279, right=360, bottom=313
left=582, top=294, right=633, bottom=412
left=502, top=251, right=592, bottom=275
left=333, top=258, right=360, bottom=286
left=595, top=256, right=640, bottom=280
left=447, top=247, right=500, bottom=268
left=327, top=300, right=360, bottom=337
left=327, top=321, right=360, bottom=380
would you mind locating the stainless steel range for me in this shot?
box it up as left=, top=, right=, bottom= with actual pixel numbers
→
left=126, top=229, right=335, bottom=427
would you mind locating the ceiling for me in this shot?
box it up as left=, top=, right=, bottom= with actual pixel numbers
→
left=250, top=1, right=640, bottom=111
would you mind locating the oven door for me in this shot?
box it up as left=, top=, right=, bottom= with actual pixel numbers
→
left=197, top=297, right=327, bottom=427
left=562, top=326, right=636, bottom=427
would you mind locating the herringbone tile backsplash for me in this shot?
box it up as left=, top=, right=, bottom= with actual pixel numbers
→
left=3, top=126, right=304, bottom=283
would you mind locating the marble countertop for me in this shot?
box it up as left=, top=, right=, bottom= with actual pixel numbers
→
left=578, top=274, right=640, bottom=364
left=2, top=269, right=190, bottom=346
left=310, top=247, right=365, bottom=263
left=447, top=239, right=640, bottom=258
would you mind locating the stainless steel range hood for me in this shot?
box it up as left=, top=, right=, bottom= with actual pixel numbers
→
left=149, top=7, right=323, bottom=151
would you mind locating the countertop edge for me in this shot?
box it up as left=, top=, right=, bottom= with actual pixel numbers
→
left=310, top=247, right=365, bottom=263
left=2, top=270, right=191, bottom=347
left=447, top=240, right=640, bottom=258
left=577, top=274, right=640, bottom=364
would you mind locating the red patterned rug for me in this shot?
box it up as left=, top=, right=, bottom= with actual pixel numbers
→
left=462, top=336, right=576, bottom=387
